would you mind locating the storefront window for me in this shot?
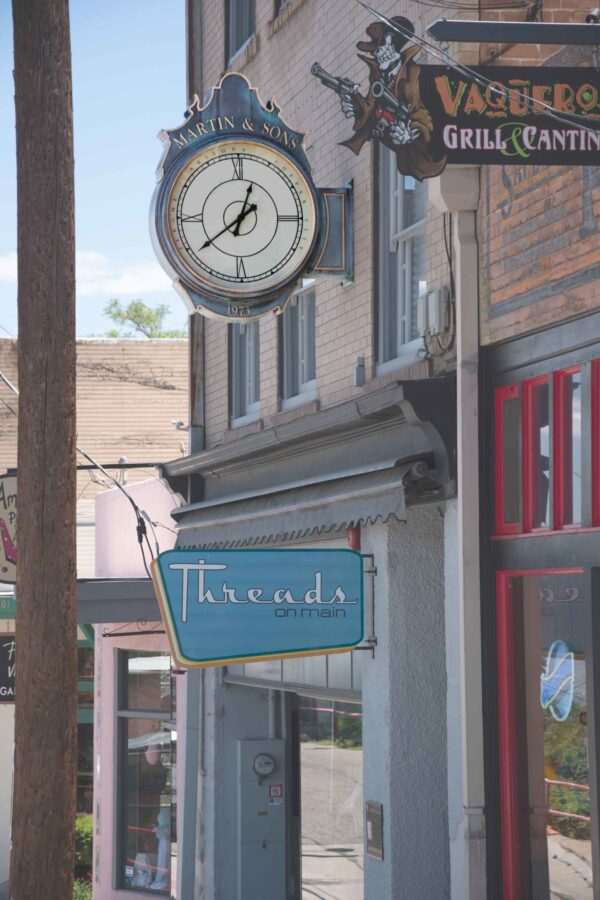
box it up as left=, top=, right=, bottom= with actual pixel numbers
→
left=554, top=368, right=582, bottom=527
left=126, top=650, right=173, bottom=713
left=497, top=571, right=593, bottom=899
left=300, top=697, right=363, bottom=899
left=524, top=377, right=551, bottom=530
left=495, top=384, right=521, bottom=533
left=117, top=652, right=176, bottom=894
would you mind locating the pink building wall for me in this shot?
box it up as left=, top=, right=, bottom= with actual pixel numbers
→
left=93, top=479, right=184, bottom=899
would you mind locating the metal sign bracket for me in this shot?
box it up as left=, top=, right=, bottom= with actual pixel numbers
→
left=354, top=553, right=377, bottom=658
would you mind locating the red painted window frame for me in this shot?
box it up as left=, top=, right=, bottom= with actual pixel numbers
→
left=522, top=374, right=550, bottom=533
left=496, top=567, right=584, bottom=900
left=593, top=360, right=600, bottom=526
left=495, top=383, right=520, bottom=535
left=553, top=366, right=582, bottom=529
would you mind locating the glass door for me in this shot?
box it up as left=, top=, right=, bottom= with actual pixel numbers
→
left=299, top=696, right=363, bottom=899
left=497, top=570, right=595, bottom=900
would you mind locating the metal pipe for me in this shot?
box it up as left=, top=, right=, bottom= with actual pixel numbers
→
left=267, top=689, right=277, bottom=739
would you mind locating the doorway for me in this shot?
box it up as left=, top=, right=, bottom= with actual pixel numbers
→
left=298, top=696, right=363, bottom=900
left=496, top=569, right=595, bottom=899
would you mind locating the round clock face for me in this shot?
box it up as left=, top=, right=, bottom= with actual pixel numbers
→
left=166, top=139, right=318, bottom=298
left=252, top=753, right=276, bottom=777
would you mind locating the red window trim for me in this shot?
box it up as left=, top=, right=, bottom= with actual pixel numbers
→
left=522, top=375, right=550, bottom=533
left=593, top=360, right=600, bottom=526
left=496, top=567, right=584, bottom=900
left=495, top=384, right=520, bottom=535
left=553, top=366, right=581, bottom=530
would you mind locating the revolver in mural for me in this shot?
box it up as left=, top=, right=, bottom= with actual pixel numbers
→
left=312, top=15, right=446, bottom=181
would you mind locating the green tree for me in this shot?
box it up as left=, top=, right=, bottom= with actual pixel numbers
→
left=103, top=298, right=187, bottom=338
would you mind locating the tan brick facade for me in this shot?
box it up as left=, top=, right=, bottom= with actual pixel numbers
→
left=194, top=0, right=454, bottom=449
left=477, top=8, right=600, bottom=344
left=0, top=338, right=188, bottom=499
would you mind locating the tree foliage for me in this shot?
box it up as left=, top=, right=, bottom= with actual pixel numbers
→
left=103, top=298, right=187, bottom=339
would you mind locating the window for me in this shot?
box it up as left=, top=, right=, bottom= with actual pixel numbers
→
left=117, top=651, right=176, bottom=895
left=495, top=383, right=521, bottom=535
left=554, top=367, right=582, bottom=528
left=523, top=375, right=551, bottom=531
left=274, top=0, right=294, bottom=14
left=494, top=360, right=599, bottom=535
left=280, top=282, right=316, bottom=409
left=230, top=321, right=260, bottom=426
left=377, top=144, right=427, bottom=370
left=226, top=0, right=255, bottom=61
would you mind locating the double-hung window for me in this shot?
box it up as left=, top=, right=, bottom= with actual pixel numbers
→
left=230, top=321, right=260, bottom=426
left=226, top=0, right=255, bottom=61
left=280, top=281, right=316, bottom=409
left=377, top=144, right=427, bottom=370
left=116, top=651, right=176, bottom=895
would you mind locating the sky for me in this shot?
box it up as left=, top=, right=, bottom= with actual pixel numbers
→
left=0, top=0, right=188, bottom=338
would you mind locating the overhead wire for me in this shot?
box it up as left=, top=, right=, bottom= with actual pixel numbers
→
left=0, top=369, right=176, bottom=574
left=408, top=0, right=530, bottom=10
left=355, top=0, right=600, bottom=135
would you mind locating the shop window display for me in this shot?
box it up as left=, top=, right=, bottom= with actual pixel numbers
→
left=117, top=652, right=176, bottom=894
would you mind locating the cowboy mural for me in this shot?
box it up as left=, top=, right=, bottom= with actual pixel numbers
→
left=312, top=15, right=446, bottom=180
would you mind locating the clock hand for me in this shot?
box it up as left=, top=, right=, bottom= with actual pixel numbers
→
left=232, top=184, right=253, bottom=237
left=200, top=202, right=257, bottom=250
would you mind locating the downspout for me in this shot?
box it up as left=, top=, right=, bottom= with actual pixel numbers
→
left=430, top=167, right=487, bottom=900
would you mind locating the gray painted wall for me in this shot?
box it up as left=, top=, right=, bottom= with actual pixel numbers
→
left=362, top=510, right=450, bottom=899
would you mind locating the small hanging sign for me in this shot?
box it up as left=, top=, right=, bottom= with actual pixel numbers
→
left=0, top=475, right=17, bottom=585
left=0, top=635, right=15, bottom=702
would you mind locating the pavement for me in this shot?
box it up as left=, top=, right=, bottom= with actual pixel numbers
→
left=548, top=833, right=593, bottom=899
left=300, top=741, right=363, bottom=900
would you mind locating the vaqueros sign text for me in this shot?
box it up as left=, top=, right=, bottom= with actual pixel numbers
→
left=151, top=549, right=364, bottom=668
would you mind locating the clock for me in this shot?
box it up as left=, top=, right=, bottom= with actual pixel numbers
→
left=252, top=752, right=276, bottom=777
left=161, top=137, right=319, bottom=302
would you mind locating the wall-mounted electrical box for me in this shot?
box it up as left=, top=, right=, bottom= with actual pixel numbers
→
left=237, top=739, right=287, bottom=900
left=417, top=286, right=449, bottom=337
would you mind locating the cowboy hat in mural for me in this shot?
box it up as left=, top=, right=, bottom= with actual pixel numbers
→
left=312, top=15, right=446, bottom=180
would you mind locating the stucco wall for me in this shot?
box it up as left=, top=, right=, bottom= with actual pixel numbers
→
left=361, top=510, right=450, bottom=899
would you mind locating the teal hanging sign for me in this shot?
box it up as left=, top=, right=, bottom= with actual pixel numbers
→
left=151, top=549, right=364, bottom=668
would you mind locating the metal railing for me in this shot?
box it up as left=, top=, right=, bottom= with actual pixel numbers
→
left=545, top=777, right=591, bottom=823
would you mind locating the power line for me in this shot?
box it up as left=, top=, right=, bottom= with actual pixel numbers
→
left=355, top=0, right=600, bottom=135
left=0, top=369, right=179, bottom=567
left=410, top=0, right=530, bottom=10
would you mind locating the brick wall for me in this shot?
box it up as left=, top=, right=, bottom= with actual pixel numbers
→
left=0, top=338, right=188, bottom=499
left=477, top=8, right=600, bottom=344
left=194, top=0, right=454, bottom=449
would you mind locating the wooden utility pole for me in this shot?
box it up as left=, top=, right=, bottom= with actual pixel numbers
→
left=10, top=2, right=77, bottom=899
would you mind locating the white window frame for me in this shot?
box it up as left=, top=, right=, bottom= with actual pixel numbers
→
left=377, top=145, right=427, bottom=374
left=226, top=0, right=256, bottom=62
left=230, top=321, right=260, bottom=427
left=280, top=281, right=317, bottom=411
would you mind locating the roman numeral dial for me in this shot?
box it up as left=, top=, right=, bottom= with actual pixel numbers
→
left=167, top=139, right=318, bottom=298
